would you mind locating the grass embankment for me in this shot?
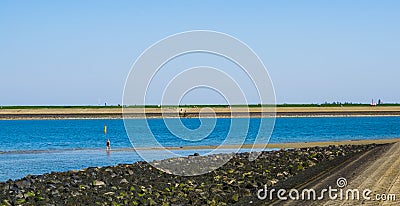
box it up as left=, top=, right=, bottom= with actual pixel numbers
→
left=1, top=103, right=400, bottom=110
left=2, top=104, right=400, bottom=119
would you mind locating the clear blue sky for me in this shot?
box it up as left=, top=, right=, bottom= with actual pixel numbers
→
left=1, top=0, right=399, bottom=105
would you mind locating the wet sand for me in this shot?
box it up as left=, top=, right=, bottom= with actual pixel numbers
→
left=3, top=138, right=399, bottom=155
left=1, top=106, right=400, bottom=119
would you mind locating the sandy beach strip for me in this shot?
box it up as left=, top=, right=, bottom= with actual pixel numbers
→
left=2, top=106, right=400, bottom=119
left=140, top=138, right=400, bottom=150
left=2, top=138, right=398, bottom=155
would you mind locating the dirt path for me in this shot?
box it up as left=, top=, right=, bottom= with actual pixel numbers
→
left=265, top=143, right=399, bottom=205
left=322, top=142, right=400, bottom=205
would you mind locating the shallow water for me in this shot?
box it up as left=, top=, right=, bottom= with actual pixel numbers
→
left=0, top=148, right=266, bottom=181
left=1, top=117, right=399, bottom=181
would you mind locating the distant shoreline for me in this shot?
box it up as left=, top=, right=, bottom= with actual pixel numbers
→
left=2, top=106, right=400, bottom=120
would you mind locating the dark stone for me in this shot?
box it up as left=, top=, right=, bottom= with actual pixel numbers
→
left=0, top=144, right=381, bottom=205
left=15, top=180, right=31, bottom=189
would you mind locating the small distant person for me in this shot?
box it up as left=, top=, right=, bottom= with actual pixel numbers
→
left=106, top=139, right=111, bottom=151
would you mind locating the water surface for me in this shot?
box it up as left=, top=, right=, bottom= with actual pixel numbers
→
left=1, top=117, right=399, bottom=181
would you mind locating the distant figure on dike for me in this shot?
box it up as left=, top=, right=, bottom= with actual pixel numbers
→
left=106, top=139, right=111, bottom=151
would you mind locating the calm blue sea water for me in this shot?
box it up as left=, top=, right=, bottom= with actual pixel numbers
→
left=1, top=117, right=399, bottom=181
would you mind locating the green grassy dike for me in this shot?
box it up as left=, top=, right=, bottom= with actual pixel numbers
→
left=1, top=103, right=400, bottom=109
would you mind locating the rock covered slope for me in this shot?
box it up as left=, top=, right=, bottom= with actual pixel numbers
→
left=0, top=144, right=380, bottom=205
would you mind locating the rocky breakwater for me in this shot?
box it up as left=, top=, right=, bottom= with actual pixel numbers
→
left=0, top=144, right=380, bottom=205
